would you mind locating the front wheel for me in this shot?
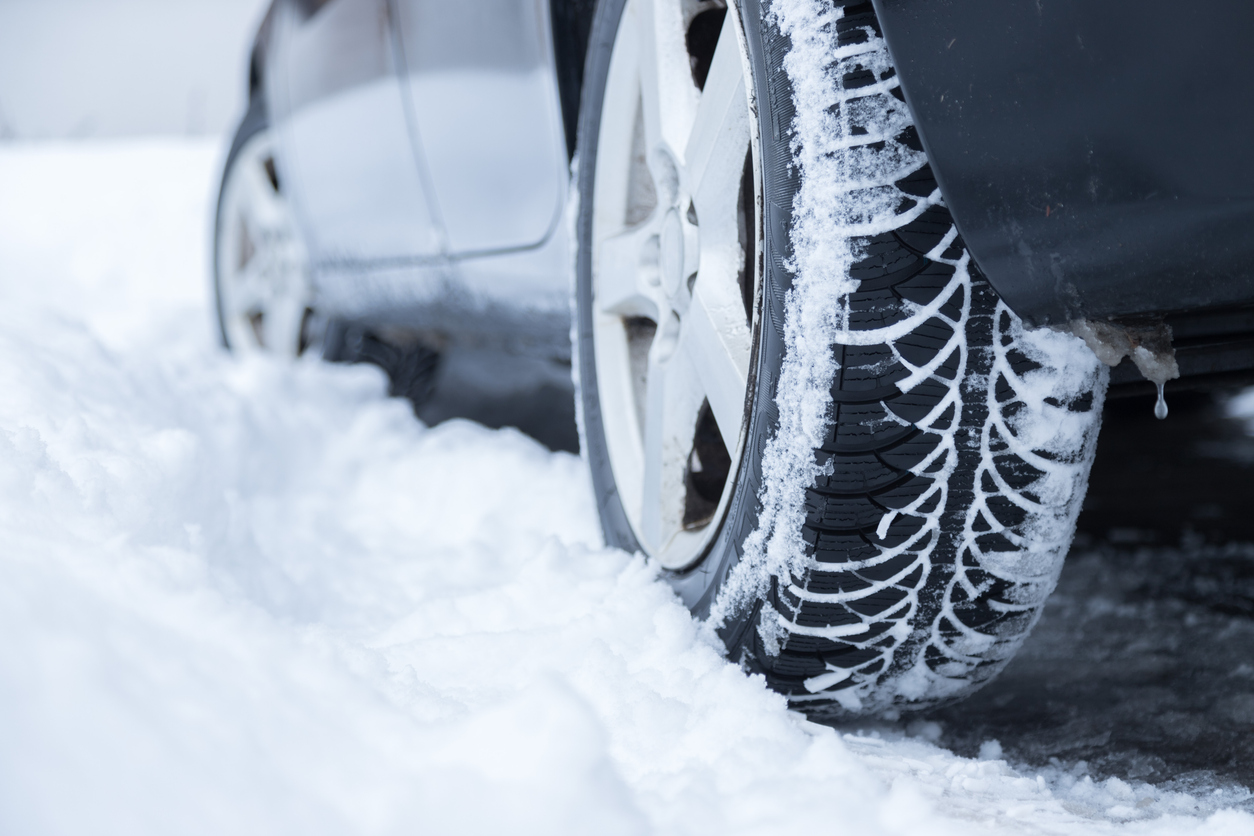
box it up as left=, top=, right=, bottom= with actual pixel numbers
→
left=574, top=0, right=1108, bottom=716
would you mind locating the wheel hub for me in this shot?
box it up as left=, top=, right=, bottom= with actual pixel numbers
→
left=660, top=208, right=685, bottom=299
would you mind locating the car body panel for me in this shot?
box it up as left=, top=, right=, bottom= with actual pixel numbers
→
left=393, top=0, right=570, bottom=256
left=267, top=0, right=445, bottom=261
left=261, top=0, right=573, bottom=346
left=872, top=0, right=1254, bottom=328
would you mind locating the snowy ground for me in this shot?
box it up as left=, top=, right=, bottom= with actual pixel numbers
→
left=2, top=139, right=1253, bottom=835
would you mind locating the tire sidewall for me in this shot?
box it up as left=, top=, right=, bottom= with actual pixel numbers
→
left=575, top=0, right=793, bottom=646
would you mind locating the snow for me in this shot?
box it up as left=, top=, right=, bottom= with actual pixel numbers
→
left=0, top=138, right=1251, bottom=834
left=1068, top=319, right=1179, bottom=419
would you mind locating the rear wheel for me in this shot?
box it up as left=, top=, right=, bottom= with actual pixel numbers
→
left=574, top=0, right=1107, bottom=715
left=213, top=100, right=313, bottom=356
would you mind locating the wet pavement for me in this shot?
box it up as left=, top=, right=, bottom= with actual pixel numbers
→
left=931, top=389, right=1254, bottom=795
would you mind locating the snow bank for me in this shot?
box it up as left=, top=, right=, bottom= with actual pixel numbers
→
left=0, top=140, right=1249, bottom=835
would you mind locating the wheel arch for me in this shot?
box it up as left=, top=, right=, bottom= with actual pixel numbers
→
left=246, top=1, right=283, bottom=107
left=550, top=0, right=599, bottom=159
left=870, top=0, right=1254, bottom=329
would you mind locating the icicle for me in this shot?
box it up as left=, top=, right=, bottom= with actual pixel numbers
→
left=1067, top=319, right=1179, bottom=422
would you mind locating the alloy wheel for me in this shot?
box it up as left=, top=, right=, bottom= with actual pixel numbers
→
left=590, top=0, right=760, bottom=570
left=215, top=126, right=312, bottom=356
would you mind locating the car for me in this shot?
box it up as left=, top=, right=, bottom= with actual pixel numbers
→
left=214, top=0, right=1254, bottom=718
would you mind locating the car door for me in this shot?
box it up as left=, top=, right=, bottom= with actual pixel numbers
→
left=391, top=0, right=569, bottom=257
left=266, top=0, right=445, bottom=264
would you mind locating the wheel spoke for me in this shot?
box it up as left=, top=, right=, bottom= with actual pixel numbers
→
left=595, top=225, right=661, bottom=318
left=683, top=274, right=751, bottom=445
left=640, top=319, right=706, bottom=551
left=631, top=0, right=699, bottom=169
left=229, top=256, right=270, bottom=313
left=685, top=12, right=749, bottom=232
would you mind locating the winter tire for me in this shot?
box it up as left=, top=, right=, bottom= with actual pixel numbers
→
left=575, top=0, right=1107, bottom=716
left=213, top=100, right=314, bottom=356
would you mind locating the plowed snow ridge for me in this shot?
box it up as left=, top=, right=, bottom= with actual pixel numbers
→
left=0, top=140, right=1249, bottom=835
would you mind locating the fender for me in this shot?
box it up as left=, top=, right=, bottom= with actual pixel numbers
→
left=872, top=0, right=1254, bottom=330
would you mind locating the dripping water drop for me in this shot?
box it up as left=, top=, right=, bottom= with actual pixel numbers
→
left=1154, top=382, right=1168, bottom=420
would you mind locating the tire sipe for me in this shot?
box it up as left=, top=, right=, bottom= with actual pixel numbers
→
left=574, top=0, right=1107, bottom=716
